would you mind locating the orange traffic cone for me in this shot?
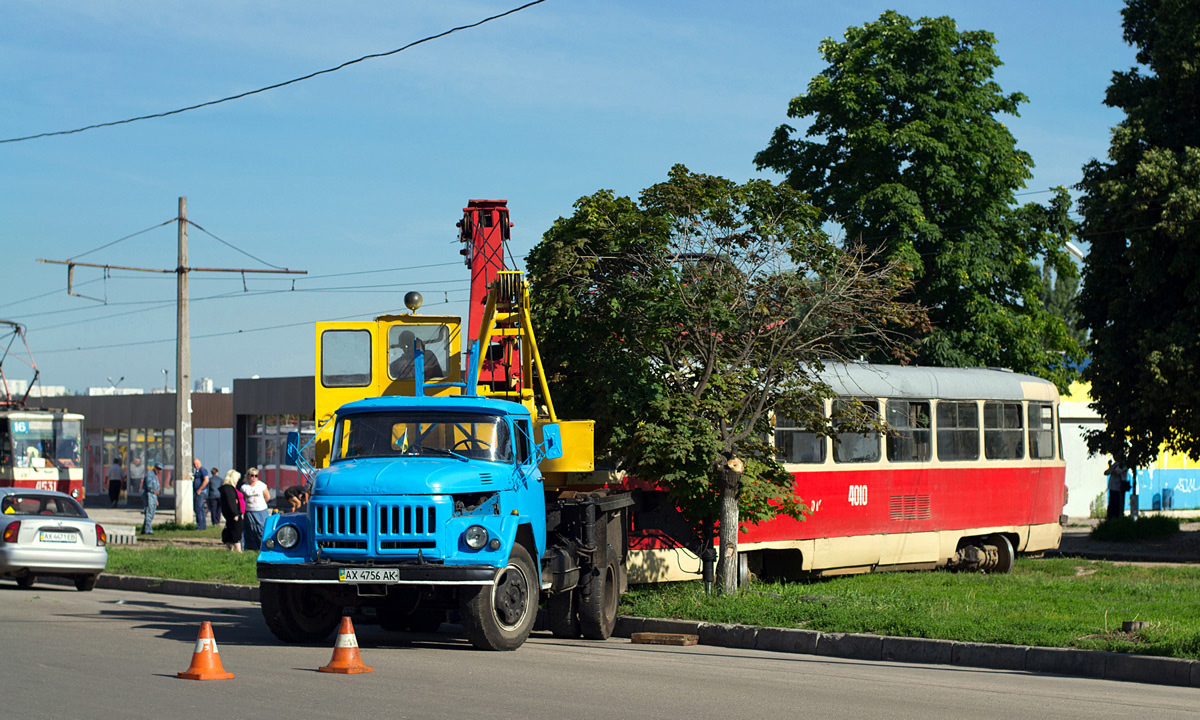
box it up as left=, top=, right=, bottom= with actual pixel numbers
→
left=177, top=621, right=235, bottom=680
left=318, top=616, right=373, bottom=674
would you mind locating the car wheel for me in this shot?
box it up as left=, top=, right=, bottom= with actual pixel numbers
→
left=459, top=543, right=538, bottom=651
left=74, top=575, right=97, bottom=592
left=16, top=575, right=36, bottom=589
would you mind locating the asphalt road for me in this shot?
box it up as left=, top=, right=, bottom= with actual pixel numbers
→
left=2, top=582, right=1196, bottom=720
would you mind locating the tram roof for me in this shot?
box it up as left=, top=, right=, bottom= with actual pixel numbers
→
left=815, top=362, right=1058, bottom=402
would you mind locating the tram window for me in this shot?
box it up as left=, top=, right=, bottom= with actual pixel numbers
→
left=1028, top=403, right=1055, bottom=459
left=984, top=402, right=1024, bottom=460
left=886, top=400, right=931, bottom=462
left=937, top=401, right=979, bottom=461
left=833, top=399, right=880, bottom=464
left=321, top=330, right=371, bottom=387
left=775, top=412, right=826, bottom=464
left=388, top=325, right=451, bottom=380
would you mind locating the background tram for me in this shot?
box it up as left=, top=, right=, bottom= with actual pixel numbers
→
left=0, top=410, right=85, bottom=499
left=630, top=363, right=1067, bottom=582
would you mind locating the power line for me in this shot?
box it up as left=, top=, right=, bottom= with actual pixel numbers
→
left=68, top=219, right=176, bottom=261
left=187, top=221, right=286, bottom=270
left=0, top=1, right=549, bottom=144
left=36, top=292, right=469, bottom=354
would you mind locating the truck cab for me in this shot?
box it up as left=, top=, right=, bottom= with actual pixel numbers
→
left=258, top=394, right=561, bottom=650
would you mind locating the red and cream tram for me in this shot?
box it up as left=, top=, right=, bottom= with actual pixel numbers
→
left=0, top=409, right=85, bottom=499
left=631, top=363, right=1067, bottom=581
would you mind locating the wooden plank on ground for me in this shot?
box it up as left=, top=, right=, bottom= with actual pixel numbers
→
left=631, top=632, right=699, bottom=646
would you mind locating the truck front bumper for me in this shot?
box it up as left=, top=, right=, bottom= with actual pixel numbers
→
left=257, top=561, right=496, bottom=586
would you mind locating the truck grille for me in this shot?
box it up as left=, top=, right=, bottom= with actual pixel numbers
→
left=312, top=499, right=443, bottom=558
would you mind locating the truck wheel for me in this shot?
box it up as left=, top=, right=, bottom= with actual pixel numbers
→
left=578, top=560, right=619, bottom=640
left=460, top=544, right=537, bottom=650
left=261, top=583, right=341, bottom=644
left=74, top=575, right=96, bottom=592
left=546, top=590, right=580, bottom=638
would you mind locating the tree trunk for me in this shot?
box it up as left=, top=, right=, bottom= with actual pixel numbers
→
left=716, top=455, right=744, bottom=595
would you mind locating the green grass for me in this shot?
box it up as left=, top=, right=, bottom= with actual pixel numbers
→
left=620, top=558, right=1200, bottom=659
left=145, top=522, right=225, bottom=538
left=1091, top=515, right=1181, bottom=541
left=107, top=545, right=258, bottom=585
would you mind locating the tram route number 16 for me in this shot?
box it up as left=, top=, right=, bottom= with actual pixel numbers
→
left=848, top=484, right=868, bottom=507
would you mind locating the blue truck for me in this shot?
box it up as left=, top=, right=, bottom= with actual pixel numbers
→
left=256, top=394, right=591, bottom=650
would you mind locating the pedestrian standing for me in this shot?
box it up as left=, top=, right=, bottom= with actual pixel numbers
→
left=207, top=467, right=222, bottom=526
left=105, top=458, right=125, bottom=508
left=192, top=458, right=210, bottom=530
left=127, top=457, right=146, bottom=499
left=218, top=469, right=244, bottom=552
left=142, top=463, right=162, bottom=534
left=1106, top=459, right=1130, bottom=520
left=241, top=468, right=271, bottom=551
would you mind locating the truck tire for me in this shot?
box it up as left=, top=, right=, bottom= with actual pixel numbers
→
left=460, top=544, right=538, bottom=650
left=261, top=583, right=341, bottom=644
left=578, top=560, right=618, bottom=640
left=546, top=589, right=580, bottom=638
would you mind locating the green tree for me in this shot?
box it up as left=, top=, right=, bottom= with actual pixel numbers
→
left=1076, top=0, right=1200, bottom=467
left=527, top=165, right=923, bottom=593
left=755, top=11, right=1082, bottom=389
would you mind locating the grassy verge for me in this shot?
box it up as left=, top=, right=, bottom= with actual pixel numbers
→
left=102, top=545, right=1200, bottom=659
left=106, top=546, right=258, bottom=585
left=620, top=558, right=1200, bottom=659
left=144, top=522, right=225, bottom=539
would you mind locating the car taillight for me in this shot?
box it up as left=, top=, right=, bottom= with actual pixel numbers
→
left=96, top=524, right=107, bottom=547
left=2, top=521, right=19, bottom=543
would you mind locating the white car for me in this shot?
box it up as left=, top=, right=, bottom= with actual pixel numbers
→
left=1, top=488, right=108, bottom=591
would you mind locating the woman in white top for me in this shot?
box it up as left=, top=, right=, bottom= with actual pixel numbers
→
left=241, top=468, right=271, bottom=551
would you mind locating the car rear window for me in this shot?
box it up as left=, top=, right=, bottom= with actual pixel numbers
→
left=0, top=495, right=86, bottom=517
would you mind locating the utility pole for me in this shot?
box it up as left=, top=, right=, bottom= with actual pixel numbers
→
left=177, top=197, right=193, bottom=525
left=39, top=197, right=305, bottom=525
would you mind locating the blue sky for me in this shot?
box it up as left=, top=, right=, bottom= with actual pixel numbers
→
left=1, top=1, right=1135, bottom=393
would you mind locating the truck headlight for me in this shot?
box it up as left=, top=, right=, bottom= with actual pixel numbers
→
left=464, top=525, right=488, bottom=550
left=276, top=524, right=300, bottom=549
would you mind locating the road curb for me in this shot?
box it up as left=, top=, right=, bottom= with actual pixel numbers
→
left=35, top=574, right=1198, bottom=687
left=614, top=616, right=1200, bottom=688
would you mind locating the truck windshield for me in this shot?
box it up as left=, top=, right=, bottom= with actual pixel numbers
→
left=334, top=412, right=512, bottom=464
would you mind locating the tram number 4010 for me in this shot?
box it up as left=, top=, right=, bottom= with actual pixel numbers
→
left=848, top=484, right=868, bottom=507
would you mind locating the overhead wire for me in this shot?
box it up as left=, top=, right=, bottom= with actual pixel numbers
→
left=36, top=291, right=470, bottom=355
left=187, top=220, right=287, bottom=270
left=0, top=0, right=549, bottom=144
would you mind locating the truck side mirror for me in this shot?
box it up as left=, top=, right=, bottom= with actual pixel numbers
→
left=285, top=431, right=301, bottom=466
left=540, top=424, right=564, bottom=461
